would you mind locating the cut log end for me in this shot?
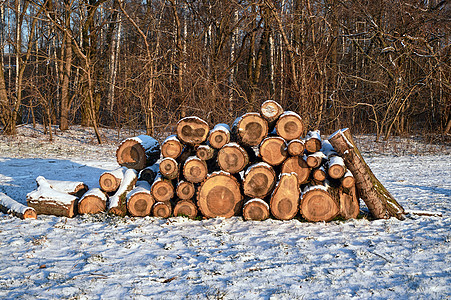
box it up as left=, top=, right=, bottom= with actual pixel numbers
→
left=160, top=157, right=179, bottom=180
left=233, top=113, right=268, bottom=146
left=151, top=179, right=175, bottom=202
left=301, top=188, right=339, bottom=222
left=152, top=202, right=172, bottom=218
left=259, top=137, right=287, bottom=166
left=243, top=199, right=270, bottom=221
left=208, top=124, right=231, bottom=149
left=176, top=181, right=196, bottom=200
left=260, top=100, right=284, bottom=123
left=217, top=143, right=250, bottom=174
left=78, top=195, right=106, bottom=215
left=116, top=135, right=160, bottom=170
left=281, top=156, right=310, bottom=186
left=176, top=116, right=210, bottom=146
left=270, top=173, right=299, bottom=220
left=287, top=139, right=305, bottom=156
left=275, top=112, right=304, bottom=141
left=243, top=163, right=276, bottom=198
left=99, top=173, right=121, bottom=193
left=173, top=200, right=198, bottom=219
left=23, top=208, right=38, bottom=219
left=161, top=136, right=183, bottom=158
left=128, top=193, right=154, bottom=217
left=183, top=157, right=208, bottom=183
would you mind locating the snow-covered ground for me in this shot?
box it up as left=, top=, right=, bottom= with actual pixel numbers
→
left=0, top=125, right=450, bottom=299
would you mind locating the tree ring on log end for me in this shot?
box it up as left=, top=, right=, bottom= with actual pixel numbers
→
left=301, top=190, right=338, bottom=222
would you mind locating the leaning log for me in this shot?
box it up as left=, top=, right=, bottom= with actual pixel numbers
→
left=0, top=192, right=36, bottom=219
left=300, top=184, right=340, bottom=222
left=217, top=142, right=251, bottom=174
left=281, top=156, right=310, bottom=186
left=78, top=188, right=107, bottom=215
left=116, top=135, right=160, bottom=170
left=176, top=116, right=210, bottom=146
left=259, top=136, right=288, bottom=166
left=108, top=168, right=138, bottom=217
left=328, top=128, right=405, bottom=219
left=243, top=162, right=277, bottom=198
left=242, top=198, right=270, bottom=221
left=161, top=135, right=183, bottom=159
left=270, top=173, right=299, bottom=220
left=208, top=123, right=231, bottom=149
left=173, top=199, right=198, bottom=219
left=232, top=112, right=268, bottom=147
left=197, top=171, right=243, bottom=218
left=152, top=201, right=172, bottom=218
left=275, top=111, right=304, bottom=141
left=127, top=181, right=154, bottom=217
left=99, top=167, right=125, bottom=193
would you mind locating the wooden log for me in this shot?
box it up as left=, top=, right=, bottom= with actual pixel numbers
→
left=0, top=192, right=36, bottom=219
left=138, top=163, right=159, bottom=183
left=45, top=179, right=89, bottom=199
left=275, top=111, right=304, bottom=141
left=217, top=142, right=251, bottom=174
left=270, top=173, right=299, bottom=220
left=208, top=123, right=231, bottom=149
left=196, top=144, right=217, bottom=161
left=108, top=168, right=138, bottom=217
left=287, top=139, right=305, bottom=156
left=341, top=170, right=355, bottom=189
left=243, top=162, right=277, bottom=198
left=300, top=184, right=340, bottom=222
left=197, top=171, right=243, bottom=218
left=260, top=100, right=284, bottom=125
left=339, top=185, right=360, bottom=219
left=259, top=136, right=288, bottom=166
left=126, top=180, right=154, bottom=217
left=312, top=166, right=327, bottom=182
left=27, top=176, right=78, bottom=217
left=161, top=135, right=183, bottom=159
left=327, top=156, right=346, bottom=179
left=328, top=128, right=405, bottom=219
left=281, top=156, right=310, bottom=186
left=305, top=130, right=322, bottom=153
left=78, top=188, right=107, bottom=215
left=173, top=199, right=198, bottom=219
left=116, top=135, right=161, bottom=170
left=159, top=157, right=179, bottom=180
left=176, top=116, right=210, bottom=146
left=152, top=201, right=172, bottom=218
left=183, top=156, right=209, bottom=183
left=232, top=112, right=268, bottom=147
left=306, top=151, right=326, bottom=168
left=151, top=175, right=174, bottom=202
left=99, top=167, right=125, bottom=193
left=243, top=198, right=270, bottom=221
left=176, top=180, right=196, bottom=200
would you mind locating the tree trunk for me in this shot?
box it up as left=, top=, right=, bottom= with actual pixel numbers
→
left=0, top=192, right=36, bottom=219
left=78, top=188, right=107, bottom=215
left=259, top=136, right=288, bottom=166
left=243, top=198, right=270, bottom=221
left=44, top=178, right=88, bottom=199
left=270, top=173, right=299, bottom=220
left=116, top=135, right=161, bottom=170
left=243, top=162, right=276, bottom=198
left=339, top=185, right=360, bottom=220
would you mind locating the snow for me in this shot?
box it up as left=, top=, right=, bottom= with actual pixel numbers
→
left=0, top=125, right=450, bottom=299
left=129, top=135, right=160, bottom=151
left=210, top=123, right=231, bottom=133
left=127, top=181, right=152, bottom=200
left=108, top=169, right=138, bottom=210
left=27, top=177, right=79, bottom=205
left=80, top=188, right=107, bottom=202
left=0, top=192, right=33, bottom=215
left=306, top=130, right=322, bottom=141
left=45, top=179, right=87, bottom=194
left=244, top=198, right=270, bottom=210
left=279, top=110, right=302, bottom=120
left=328, top=155, right=345, bottom=167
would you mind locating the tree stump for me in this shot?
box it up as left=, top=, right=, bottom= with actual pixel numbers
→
left=217, top=143, right=251, bottom=174
left=78, top=188, right=107, bottom=215
left=108, top=169, right=138, bottom=217
left=183, top=156, right=208, bottom=183
left=0, top=192, right=36, bottom=219
left=159, top=157, right=179, bottom=180
left=232, top=112, right=268, bottom=146
left=243, top=162, right=277, bottom=198
left=270, top=173, right=299, bottom=220
left=151, top=175, right=174, bottom=202
left=287, top=139, right=305, bottom=156
left=305, top=130, right=322, bottom=153
left=275, top=111, right=304, bottom=141
left=197, top=172, right=243, bottom=218
left=208, top=123, right=231, bottom=149
left=281, top=156, right=310, bottom=186
left=176, top=180, right=196, bottom=200
left=116, top=135, right=160, bottom=170
left=328, top=128, right=405, bottom=219
left=152, top=201, right=172, bottom=218
left=300, top=184, right=339, bottom=222
left=259, top=136, right=288, bottom=166
left=176, top=116, right=210, bottom=146
left=161, top=135, right=183, bottom=159
left=99, top=167, right=125, bottom=193
left=243, top=198, right=270, bottom=221
left=173, top=199, right=198, bottom=219
left=127, top=181, right=154, bottom=217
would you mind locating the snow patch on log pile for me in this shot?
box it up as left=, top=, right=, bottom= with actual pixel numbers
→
left=0, top=192, right=34, bottom=215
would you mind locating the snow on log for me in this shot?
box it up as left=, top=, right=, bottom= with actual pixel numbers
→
left=108, top=168, right=138, bottom=217
left=0, top=192, right=36, bottom=219
left=260, top=100, right=284, bottom=127
left=275, top=111, right=304, bottom=141
left=152, top=201, right=172, bottom=218
left=270, top=173, right=299, bottom=220
left=161, top=135, right=183, bottom=159
left=173, top=199, right=198, bottom=219
left=287, top=139, right=305, bottom=156
left=243, top=198, right=270, bottom=221
left=183, top=156, right=208, bottom=183
left=138, top=163, right=159, bottom=184
left=328, top=128, right=405, bottom=219
left=232, top=112, right=268, bottom=147
left=259, top=136, right=288, bottom=166
left=176, top=116, right=210, bottom=146
left=127, top=180, right=154, bottom=217
left=197, top=171, right=243, bottom=218
left=217, top=143, right=252, bottom=174
left=176, top=180, right=196, bottom=200
left=99, top=167, right=125, bottom=193
left=339, top=185, right=360, bottom=219
left=305, top=130, right=322, bottom=153
left=159, top=157, right=179, bottom=180
left=300, top=183, right=340, bottom=222
left=327, top=156, right=346, bottom=179
left=78, top=188, right=107, bottom=215
left=281, top=156, right=310, bottom=186
left=45, top=179, right=88, bottom=198
left=27, top=176, right=78, bottom=217
left=243, top=162, right=276, bottom=198
left=116, top=135, right=161, bottom=170
left=208, top=123, right=231, bottom=149
left=150, top=175, right=174, bottom=202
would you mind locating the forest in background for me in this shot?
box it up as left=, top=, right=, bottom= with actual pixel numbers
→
left=0, top=0, right=449, bottom=143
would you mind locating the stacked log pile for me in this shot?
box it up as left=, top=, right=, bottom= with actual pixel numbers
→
left=18, top=100, right=405, bottom=222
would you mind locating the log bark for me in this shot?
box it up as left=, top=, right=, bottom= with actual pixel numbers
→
left=196, top=144, right=216, bottom=161
left=99, top=167, right=125, bottom=193
left=300, top=184, right=340, bottom=222
left=127, top=180, right=154, bottom=217
left=328, top=128, right=405, bottom=219
left=275, top=111, right=304, bottom=141
left=287, top=139, right=305, bottom=156
left=138, top=163, right=159, bottom=184
left=78, top=188, right=107, bottom=215
left=208, top=123, right=231, bottom=149
left=176, top=116, right=210, bottom=146
left=217, top=142, right=252, bottom=174
left=176, top=180, right=196, bottom=200
left=243, top=198, right=270, bottom=221
left=270, top=173, right=299, bottom=220
left=173, top=199, right=198, bottom=219
left=27, top=176, right=78, bottom=218
left=0, top=192, right=36, bottom=219
left=260, top=100, right=284, bottom=127
left=259, top=136, right=288, bottom=166
left=183, top=156, right=208, bottom=183
left=305, top=130, right=322, bottom=153
left=281, top=156, right=310, bottom=186
left=159, top=157, right=179, bottom=180
left=108, top=168, right=138, bottom=217
left=151, top=175, right=175, bottom=202
left=152, top=201, right=172, bottom=218
left=339, top=185, right=360, bottom=219
left=44, top=179, right=88, bottom=199
left=232, top=112, right=268, bottom=146
left=161, top=135, right=183, bottom=159
left=116, top=135, right=161, bottom=170
left=243, top=162, right=276, bottom=198
left=197, top=171, right=243, bottom=218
